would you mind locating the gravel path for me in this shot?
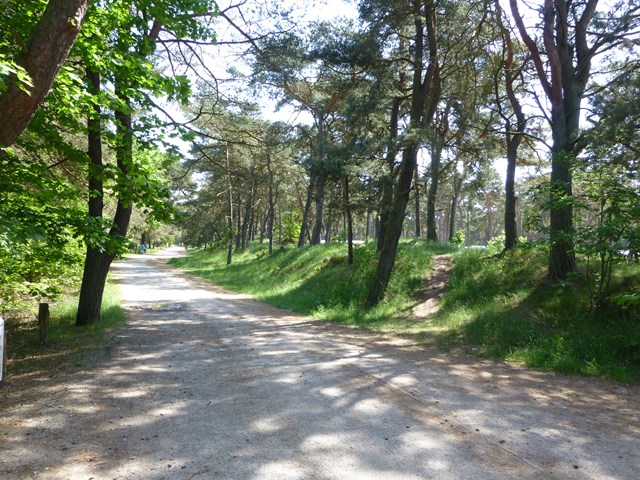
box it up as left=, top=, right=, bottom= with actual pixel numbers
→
left=1, top=246, right=639, bottom=479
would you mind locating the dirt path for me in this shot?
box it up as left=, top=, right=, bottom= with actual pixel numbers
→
left=413, top=254, right=452, bottom=319
left=1, top=247, right=639, bottom=479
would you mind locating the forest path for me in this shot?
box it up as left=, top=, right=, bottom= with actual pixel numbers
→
left=412, top=254, right=453, bottom=319
left=1, top=246, right=639, bottom=479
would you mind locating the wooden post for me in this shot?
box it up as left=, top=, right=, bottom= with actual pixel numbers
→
left=38, top=303, right=49, bottom=346
left=0, top=317, right=5, bottom=383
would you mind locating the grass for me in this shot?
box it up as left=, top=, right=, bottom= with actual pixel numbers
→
left=171, top=240, right=456, bottom=334
left=4, top=279, right=127, bottom=381
left=432, top=246, right=640, bottom=383
left=172, top=240, right=640, bottom=384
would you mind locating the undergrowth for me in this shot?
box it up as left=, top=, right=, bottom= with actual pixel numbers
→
left=3, top=279, right=126, bottom=381
left=434, top=245, right=640, bottom=383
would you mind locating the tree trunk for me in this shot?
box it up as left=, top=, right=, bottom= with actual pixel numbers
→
left=298, top=176, right=314, bottom=247
left=235, top=198, right=242, bottom=251
left=0, top=0, right=89, bottom=147
left=548, top=135, right=576, bottom=278
left=377, top=95, right=401, bottom=252
left=311, top=174, right=325, bottom=245
left=495, top=0, right=525, bottom=252
left=414, top=162, right=421, bottom=237
left=226, top=144, right=233, bottom=265
left=76, top=73, right=133, bottom=326
left=76, top=67, right=107, bottom=326
left=367, top=147, right=418, bottom=306
left=325, top=210, right=332, bottom=244
left=367, top=0, right=440, bottom=306
left=267, top=155, right=275, bottom=254
left=365, top=209, right=372, bottom=241
left=509, top=0, right=594, bottom=279
left=241, top=186, right=253, bottom=251
left=425, top=139, right=443, bottom=241
left=344, top=177, right=354, bottom=265
left=76, top=249, right=114, bottom=325
left=504, top=138, right=519, bottom=250
left=448, top=174, right=463, bottom=241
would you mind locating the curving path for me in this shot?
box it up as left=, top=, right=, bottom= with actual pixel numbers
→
left=1, top=246, right=639, bottom=479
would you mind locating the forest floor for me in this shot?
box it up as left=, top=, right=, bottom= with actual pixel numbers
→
left=0, top=247, right=639, bottom=479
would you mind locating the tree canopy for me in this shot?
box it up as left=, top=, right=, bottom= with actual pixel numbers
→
left=1, top=0, right=639, bottom=323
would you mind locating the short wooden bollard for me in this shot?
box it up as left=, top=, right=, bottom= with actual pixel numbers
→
left=38, top=303, right=49, bottom=346
left=0, top=317, right=6, bottom=383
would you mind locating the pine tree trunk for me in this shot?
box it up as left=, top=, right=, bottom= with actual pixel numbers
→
left=226, top=143, right=233, bottom=265
left=504, top=139, right=519, bottom=250
left=414, top=163, right=421, bottom=237
left=235, top=200, right=242, bottom=251
left=241, top=187, right=253, bottom=251
left=325, top=211, right=332, bottom=244
left=377, top=96, right=401, bottom=252
left=367, top=0, right=440, bottom=306
left=311, top=174, right=325, bottom=245
left=548, top=146, right=576, bottom=278
left=365, top=209, right=371, bottom=241
left=298, top=176, right=314, bottom=247
left=267, top=156, right=275, bottom=254
left=344, top=177, right=354, bottom=265
left=548, top=97, right=577, bottom=278
left=426, top=140, right=443, bottom=241
left=367, top=147, right=417, bottom=306
left=448, top=175, right=462, bottom=241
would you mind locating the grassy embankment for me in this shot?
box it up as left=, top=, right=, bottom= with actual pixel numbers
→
left=171, top=240, right=640, bottom=383
left=4, top=280, right=126, bottom=381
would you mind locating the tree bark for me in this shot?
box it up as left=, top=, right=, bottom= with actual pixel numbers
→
left=365, top=209, right=372, bottom=241
left=76, top=67, right=108, bottom=326
left=241, top=185, right=253, bottom=251
left=425, top=139, right=443, bottom=241
left=377, top=95, right=401, bottom=252
left=325, top=209, right=332, bottom=244
left=344, top=177, right=354, bottom=265
left=448, top=174, right=463, bottom=241
left=0, top=0, right=89, bottom=147
left=267, top=154, right=275, bottom=254
left=226, top=143, right=234, bottom=265
left=504, top=138, right=520, bottom=250
left=367, top=147, right=418, bottom=305
left=298, top=175, right=314, bottom=247
left=311, top=174, right=326, bottom=245
left=414, top=162, right=421, bottom=237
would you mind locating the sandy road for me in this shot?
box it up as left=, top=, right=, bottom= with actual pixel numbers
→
left=1, top=246, right=639, bottom=479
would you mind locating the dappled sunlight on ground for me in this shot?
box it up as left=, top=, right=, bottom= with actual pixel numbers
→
left=1, top=247, right=639, bottom=479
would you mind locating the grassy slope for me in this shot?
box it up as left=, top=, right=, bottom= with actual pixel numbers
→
left=436, top=246, right=640, bottom=383
left=171, top=240, right=456, bottom=333
left=171, top=241, right=640, bottom=383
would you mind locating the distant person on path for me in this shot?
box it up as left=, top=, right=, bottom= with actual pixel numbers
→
left=140, top=243, right=146, bottom=254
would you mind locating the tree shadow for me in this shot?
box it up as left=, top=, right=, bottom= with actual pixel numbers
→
left=1, top=260, right=639, bottom=479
